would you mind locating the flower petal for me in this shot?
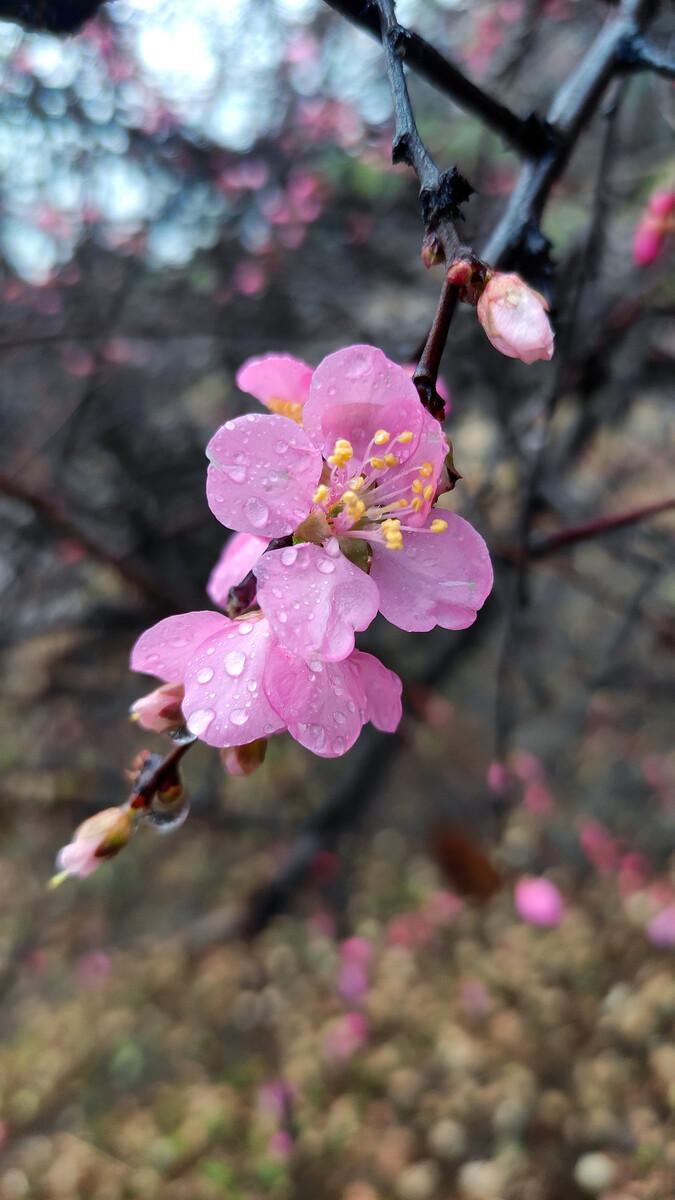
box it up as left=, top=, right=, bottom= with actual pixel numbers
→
left=207, top=533, right=269, bottom=608
left=237, top=353, right=313, bottom=417
left=351, top=650, right=402, bottom=732
left=182, top=615, right=285, bottom=747
left=206, top=413, right=322, bottom=537
left=254, top=539, right=379, bottom=662
left=370, top=511, right=493, bottom=632
left=263, top=648, right=367, bottom=757
left=130, top=612, right=232, bottom=682
left=303, top=345, right=424, bottom=463
left=369, top=408, right=448, bottom=529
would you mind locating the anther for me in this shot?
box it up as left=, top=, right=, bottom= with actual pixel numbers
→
left=423, top=484, right=434, bottom=501
left=430, top=518, right=448, bottom=533
left=313, top=484, right=329, bottom=504
left=419, top=462, right=434, bottom=478
left=369, top=456, right=387, bottom=471
left=397, top=431, right=414, bottom=444
left=384, top=453, right=399, bottom=467
left=411, top=480, right=423, bottom=495
left=373, top=429, right=390, bottom=445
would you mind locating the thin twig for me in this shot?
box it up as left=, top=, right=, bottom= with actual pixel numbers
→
left=527, top=496, right=675, bottom=558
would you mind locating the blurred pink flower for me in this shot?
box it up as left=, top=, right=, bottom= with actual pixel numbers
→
left=632, top=188, right=675, bottom=267
left=646, top=903, right=675, bottom=947
left=323, top=1012, right=368, bottom=1062
left=268, top=1129, right=293, bottom=1160
left=514, top=877, right=565, bottom=927
left=486, top=761, right=512, bottom=795
left=337, top=961, right=369, bottom=1003
left=75, top=951, right=112, bottom=990
left=579, top=819, right=618, bottom=875
left=477, top=272, right=554, bottom=363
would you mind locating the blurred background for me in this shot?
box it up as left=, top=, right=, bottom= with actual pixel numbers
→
left=0, top=1, right=674, bottom=1197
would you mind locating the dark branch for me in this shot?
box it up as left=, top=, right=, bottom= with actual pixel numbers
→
left=617, top=33, right=675, bottom=79
left=0, top=0, right=107, bottom=32
left=322, top=0, right=550, bottom=156
left=527, top=497, right=675, bottom=559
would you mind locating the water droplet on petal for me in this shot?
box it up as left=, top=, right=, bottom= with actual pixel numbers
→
left=197, top=667, right=214, bottom=684
left=277, top=441, right=288, bottom=455
left=223, top=464, right=246, bottom=483
left=281, top=546, right=298, bottom=566
left=344, top=351, right=371, bottom=380
left=325, top=538, right=341, bottom=558
left=230, top=709, right=249, bottom=727
left=187, top=708, right=215, bottom=736
left=225, top=650, right=246, bottom=677
left=317, top=558, right=335, bottom=574
left=245, top=496, right=270, bottom=528
left=238, top=622, right=253, bottom=635
left=278, top=611, right=288, bottom=623
left=333, top=736, right=346, bottom=755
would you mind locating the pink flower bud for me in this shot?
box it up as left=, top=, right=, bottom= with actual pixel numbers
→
left=647, top=189, right=675, bottom=219
left=55, top=806, right=134, bottom=880
left=130, top=682, right=184, bottom=733
left=632, top=217, right=664, bottom=267
left=220, top=738, right=268, bottom=776
left=514, top=876, right=564, bottom=927
left=477, top=272, right=554, bottom=364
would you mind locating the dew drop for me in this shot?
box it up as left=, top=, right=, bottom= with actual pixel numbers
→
left=278, top=611, right=288, bottom=623
left=333, top=736, right=346, bottom=755
left=187, top=708, right=215, bottom=736
left=225, top=650, right=246, bottom=677
left=223, top=464, right=246, bottom=484
left=344, top=352, right=371, bottom=380
left=325, top=538, right=341, bottom=558
left=206, top=645, right=216, bottom=655
left=334, top=710, right=345, bottom=725
left=277, top=440, right=288, bottom=455
left=317, top=558, right=335, bottom=574
left=197, top=667, right=214, bottom=684
left=238, top=622, right=253, bottom=635
left=230, top=709, right=249, bottom=727
left=245, top=496, right=270, bottom=528
left=281, top=546, right=298, bottom=566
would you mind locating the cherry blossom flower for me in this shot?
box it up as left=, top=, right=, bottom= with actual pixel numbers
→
left=130, top=681, right=185, bottom=733
left=514, top=876, right=565, bottom=927
left=646, top=903, right=675, bottom=948
left=206, top=345, right=492, bottom=662
left=55, top=806, right=134, bottom=880
left=476, top=272, right=554, bottom=364
left=632, top=188, right=675, bottom=267
left=131, top=608, right=402, bottom=758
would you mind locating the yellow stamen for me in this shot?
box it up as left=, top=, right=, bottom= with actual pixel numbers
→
left=430, top=518, right=448, bottom=533
left=411, top=479, right=423, bottom=495
left=419, top=462, right=434, bottom=478
left=328, top=437, right=354, bottom=468
left=423, top=485, right=434, bottom=502
left=369, top=456, right=387, bottom=471
left=342, top=490, right=366, bottom=521
left=373, top=429, right=390, bottom=445
left=348, top=475, right=365, bottom=491
left=313, top=484, right=329, bottom=504
left=411, top=497, right=423, bottom=512
left=397, top=431, right=414, bottom=444
left=268, top=397, right=304, bottom=424
left=384, top=453, right=399, bottom=467
left=381, top=517, right=404, bottom=550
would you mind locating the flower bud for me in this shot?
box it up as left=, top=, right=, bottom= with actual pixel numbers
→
left=220, top=738, right=268, bottom=777
left=130, top=682, right=184, bottom=733
left=476, top=271, right=554, bottom=364
left=54, top=805, right=134, bottom=880
left=632, top=188, right=675, bottom=267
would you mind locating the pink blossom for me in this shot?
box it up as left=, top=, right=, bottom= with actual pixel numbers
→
left=632, top=188, right=675, bottom=266
left=477, top=272, right=554, bottom=363
left=208, top=533, right=270, bottom=607
left=268, top=1130, right=293, bottom=1160
left=486, top=761, right=512, bottom=795
left=56, top=806, right=134, bottom=879
left=514, top=877, right=565, bottom=927
left=130, top=682, right=185, bottom=733
left=131, top=609, right=401, bottom=758
left=323, top=1011, right=368, bottom=1062
left=207, top=346, right=492, bottom=660
left=646, top=903, right=675, bottom=948
left=236, top=352, right=313, bottom=423
left=340, top=936, right=372, bottom=966
left=75, top=951, right=112, bottom=990
left=337, top=961, right=369, bottom=1003
left=579, top=819, right=618, bottom=875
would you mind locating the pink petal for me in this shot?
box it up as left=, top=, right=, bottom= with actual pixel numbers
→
left=182, top=615, right=285, bottom=747
left=207, top=533, right=269, bottom=608
left=303, top=345, right=424, bottom=463
left=236, top=353, right=313, bottom=413
left=477, top=273, right=554, bottom=364
left=370, top=511, right=493, bottom=632
left=263, top=648, right=367, bottom=757
left=57, top=840, right=101, bottom=878
left=351, top=650, right=402, bottom=732
left=130, top=612, right=232, bottom=682
left=206, top=413, right=322, bottom=538
left=514, top=877, right=564, bottom=927
left=254, top=539, right=379, bottom=662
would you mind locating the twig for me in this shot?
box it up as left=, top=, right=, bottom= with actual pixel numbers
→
left=527, top=496, right=675, bottom=559
left=0, top=471, right=178, bottom=613
left=322, top=0, right=549, bottom=156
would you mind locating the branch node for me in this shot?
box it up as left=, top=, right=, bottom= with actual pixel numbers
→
left=420, top=168, right=474, bottom=230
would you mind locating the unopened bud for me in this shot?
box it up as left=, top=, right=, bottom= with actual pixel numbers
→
left=221, top=738, right=268, bottom=777
left=421, top=233, right=443, bottom=269
left=130, top=682, right=185, bottom=734
left=476, top=271, right=554, bottom=364
left=54, top=806, right=134, bottom=881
